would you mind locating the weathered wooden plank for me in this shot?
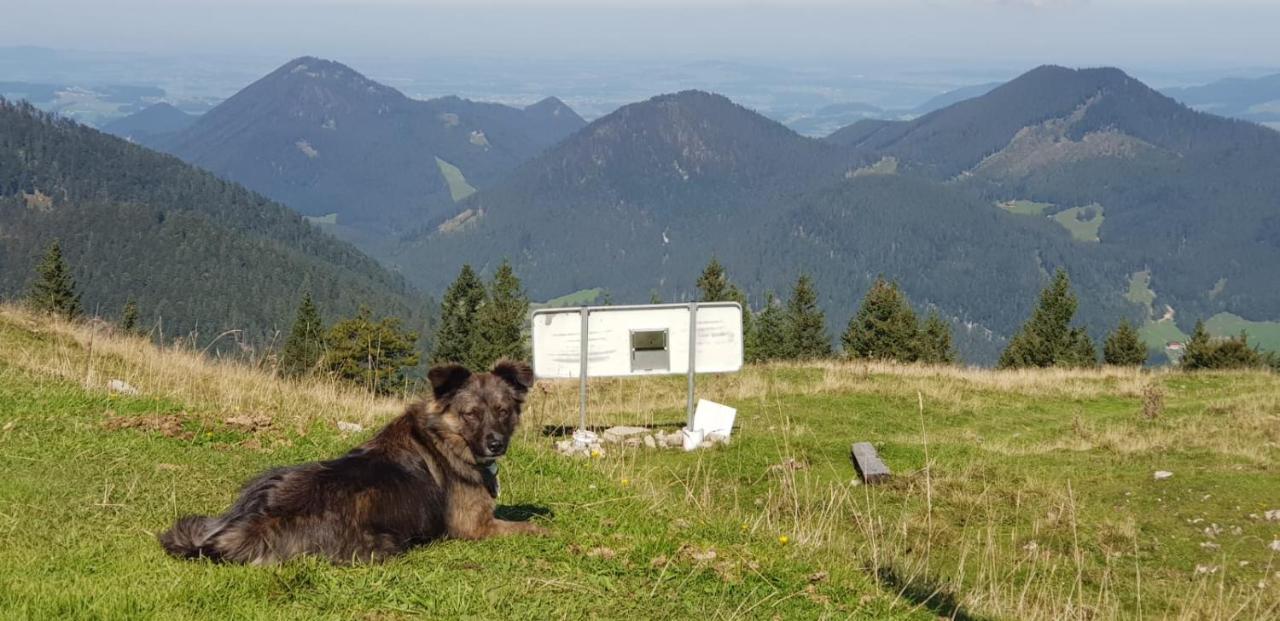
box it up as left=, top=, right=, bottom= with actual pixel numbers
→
left=851, top=442, right=892, bottom=485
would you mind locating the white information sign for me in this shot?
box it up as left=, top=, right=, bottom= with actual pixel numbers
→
left=531, top=303, right=743, bottom=379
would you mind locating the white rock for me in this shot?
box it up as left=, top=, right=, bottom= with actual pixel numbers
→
left=1195, top=564, right=1218, bottom=575
left=107, top=379, right=139, bottom=395
left=1153, top=470, right=1174, bottom=480
left=1270, top=540, right=1280, bottom=553
left=1265, top=509, right=1280, bottom=522
left=336, top=421, right=364, bottom=434
left=643, top=435, right=657, bottom=449
left=601, top=426, right=649, bottom=444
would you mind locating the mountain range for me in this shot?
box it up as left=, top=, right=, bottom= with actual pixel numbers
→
left=25, top=57, right=1278, bottom=364
left=384, top=65, right=1280, bottom=362
left=147, top=57, right=586, bottom=234
left=101, top=102, right=196, bottom=144
left=1161, top=73, right=1280, bottom=130
left=0, top=99, right=428, bottom=346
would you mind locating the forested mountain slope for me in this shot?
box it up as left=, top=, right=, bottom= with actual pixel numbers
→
left=155, top=57, right=586, bottom=232
left=0, top=99, right=429, bottom=344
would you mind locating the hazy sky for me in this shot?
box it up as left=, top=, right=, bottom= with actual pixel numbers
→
left=7, top=0, right=1279, bottom=69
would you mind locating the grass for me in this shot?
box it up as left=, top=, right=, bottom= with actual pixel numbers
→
left=1050, top=204, right=1105, bottom=242
left=2, top=305, right=1279, bottom=619
left=1206, top=313, right=1280, bottom=352
left=996, top=199, right=1053, bottom=216
left=536, top=288, right=606, bottom=309
left=1125, top=270, right=1155, bottom=316
left=435, top=157, right=477, bottom=202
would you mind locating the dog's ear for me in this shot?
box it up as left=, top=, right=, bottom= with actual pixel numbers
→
left=491, top=360, right=535, bottom=395
left=428, top=364, right=472, bottom=400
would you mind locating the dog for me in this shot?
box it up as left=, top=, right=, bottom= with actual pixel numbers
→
left=159, top=360, right=546, bottom=564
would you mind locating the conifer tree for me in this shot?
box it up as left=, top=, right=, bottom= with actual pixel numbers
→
left=1103, top=319, right=1148, bottom=366
left=1180, top=320, right=1213, bottom=370
left=28, top=240, right=82, bottom=320
left=918, top=311, right=956, bottom=365
left=696, top=257, right=732, bottom=302
left=752, top=293, right=787, bottom=362
left=279, top=292, right=326, bottom=377
left=842, top=277, right=919, bottom=361
left=471, top=260, right=530, bottom=368
left=325, top=307, right=420, bottom=394
left=432, top=264, right=485, bottom=367
left=998, top=269, right=1086, bottom=369
left=1066, top=327, right=1098, bottom=368
left=120, top=299, right=140, bottom=334
left=785, top=275, right=831, bottom=359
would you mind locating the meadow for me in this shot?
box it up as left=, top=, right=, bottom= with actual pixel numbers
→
left=1, top=305, right=1277, bottom=619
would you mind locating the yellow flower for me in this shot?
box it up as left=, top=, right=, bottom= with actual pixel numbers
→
left=620, top=478, right=630, bottom=486
left=778, top=535, right=790, bottom=545
left=590, top=449, right=601, bottom=458
left=740, top=523, right=749, bottom=531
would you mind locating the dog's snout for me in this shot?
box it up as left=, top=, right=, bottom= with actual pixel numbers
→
left=484, top=432, right=506, bottom=454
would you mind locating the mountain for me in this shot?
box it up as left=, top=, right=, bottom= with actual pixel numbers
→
left=101, top=102, right=195, bottom=143
left=910, top=81, right=1002, bottom=115
left=1162, top=73, right=1280, bottom=129
left=154, top=57, right=586, bottom=232
left=829, top=65, right=1280, bottom=340
left=0, top=99, right=429, bottom=345
left=786, top=101, right=886, bottom=137
left=390, top=68, right=1280, bottom=363
left=382, top=90, right=1116, bottom=362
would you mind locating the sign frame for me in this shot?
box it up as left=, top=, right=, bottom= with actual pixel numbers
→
left=531, top=302, right=744, bottom=432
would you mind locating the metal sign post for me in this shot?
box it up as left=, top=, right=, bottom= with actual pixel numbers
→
left=686, top=301, right=697, bottom=430
left=579, top=306, right=589, bottom=432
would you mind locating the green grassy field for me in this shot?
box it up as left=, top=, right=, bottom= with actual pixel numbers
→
left=1050, top=204, right=1105, bottom=242
left=996, top=200, right=1053, bottom=216
left=2, top=307, right=1278, bottom=619
left=435, top=157, right=477, bottom=202
left=1206, top=313, right=1280, bottom=352
left=1124, top=270, right=1155, bottom=315
left=535, top=288, right=606, bottom=309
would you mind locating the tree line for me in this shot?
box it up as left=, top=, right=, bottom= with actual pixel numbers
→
left=23, top=242, right=1279, bottom=396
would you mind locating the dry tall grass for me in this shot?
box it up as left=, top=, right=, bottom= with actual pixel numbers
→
left=0, top=305, right=402, bottom=429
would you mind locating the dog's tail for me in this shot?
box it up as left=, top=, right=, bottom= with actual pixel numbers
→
left=159, top=515, right=223, bottom=561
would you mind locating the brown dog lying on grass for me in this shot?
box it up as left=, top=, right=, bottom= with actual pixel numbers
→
left=159, top=360, right=546, bottom=564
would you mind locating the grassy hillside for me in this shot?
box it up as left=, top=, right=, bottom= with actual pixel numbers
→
left=1, top=305, right=1277, bottom=619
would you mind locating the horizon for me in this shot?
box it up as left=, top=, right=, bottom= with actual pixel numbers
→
left=6, top=1, right=1280, bottom=72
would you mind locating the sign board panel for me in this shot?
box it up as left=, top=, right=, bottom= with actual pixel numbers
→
left=532, top=303, right=743, bottom=379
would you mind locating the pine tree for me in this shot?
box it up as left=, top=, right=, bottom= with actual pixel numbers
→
left=842, top=277, right=919, bottom=362
left=324, top=307, right=420, bottom=394
left=696, top=257, right=732, bottom=302
left=918, top=311, right=956, bottom=365
left=1103, top=319, right=1147, bottom=366
left=752, top=293, right=787, bottom=362
left=28, top=240, right=82, bottom=320
left=279, top=292, right=326, bottom=377
left=432, top=264, right=485, bottom=367
left=1181, top=320, right=1213, bottom=370
left=470, top=260, right=530, bottom=368
left=120, top=299, right=140, bottom=334
left=998, top=269, right=1084, bottom=369
left=1065, top=328, right=1098, bottom=368
left=785, top=275, right=831, bottom=359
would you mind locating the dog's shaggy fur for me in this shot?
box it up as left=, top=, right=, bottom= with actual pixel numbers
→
left=159, top=360, right=545, bottom=564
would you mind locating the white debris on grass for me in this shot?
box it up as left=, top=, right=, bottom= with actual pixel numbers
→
left=336, top=421, right=364, bottom=434
left=107, top=379, right=139, bottom=395
left=1153, top=470, right=1173, bottom=480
